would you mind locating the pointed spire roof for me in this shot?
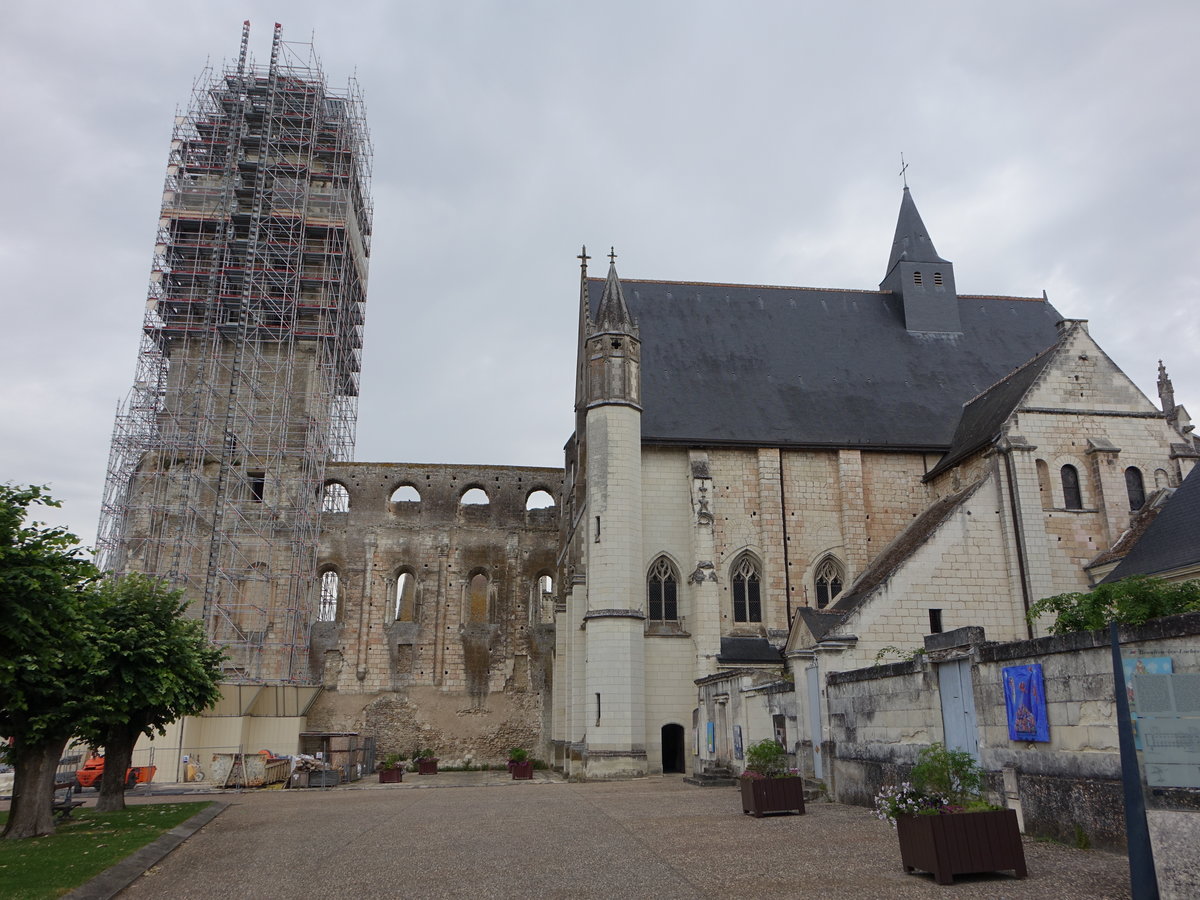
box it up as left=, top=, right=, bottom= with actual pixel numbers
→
left=594, top=249, right=637, bottom=333
left=884, top=187, right=948, bottom=276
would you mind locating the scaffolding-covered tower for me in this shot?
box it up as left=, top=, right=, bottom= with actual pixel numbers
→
left=97, top=23, right=372, bottom=684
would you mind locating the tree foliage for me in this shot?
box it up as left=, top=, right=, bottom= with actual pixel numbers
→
left=79, top=574, right=225, bottom=812
left=0, top=485, right=99, bottom=839
left=1028, top=575, right=1200, bottom=635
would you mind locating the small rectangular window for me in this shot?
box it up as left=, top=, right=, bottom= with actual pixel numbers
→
left=248, top=471, right=265, bottom=503
left=929, top=609, right=943, bottom=634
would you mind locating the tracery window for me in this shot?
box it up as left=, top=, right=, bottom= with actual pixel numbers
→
left=814, top=557, right=844, bottom=610
left=1125, top=467, right=1146, bottom=511
left=732, top=554, right=762, bottom=623
left=647, top=557, right=678, bottom=622
left=1061, top=465, right=1083, bottom=510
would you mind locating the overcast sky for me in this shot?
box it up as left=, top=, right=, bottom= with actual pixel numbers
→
left=2, top=1, right=1198, bottom=545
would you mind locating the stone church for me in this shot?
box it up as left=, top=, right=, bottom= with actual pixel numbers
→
left=549, top=187, right=1196, bottom=779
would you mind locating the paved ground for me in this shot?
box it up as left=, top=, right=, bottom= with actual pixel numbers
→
left=102, top=774, right=1133, bottom=899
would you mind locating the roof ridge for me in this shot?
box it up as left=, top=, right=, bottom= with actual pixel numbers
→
left=588, top=277, right=1045, bottom=303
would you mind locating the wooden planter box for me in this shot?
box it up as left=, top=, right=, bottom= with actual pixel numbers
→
left=897, top=809, right=1027, bottom=885
left=417, top=758, right=439, bottom=775
left=510, top=760, right=533, bottom=780
left=740, top=777, right=805, bottom=817
left=378, top=768, right=404, bottom=783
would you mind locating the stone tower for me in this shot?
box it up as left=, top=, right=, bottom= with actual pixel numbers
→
left=578, top=252, right=648, bottom=777
left=96, top=22, right=372, bottom=684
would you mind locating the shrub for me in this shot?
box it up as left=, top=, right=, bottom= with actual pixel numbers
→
left=742, top=739, right=792, bottom=778
left=1027, top=575, right=1200, bottom=635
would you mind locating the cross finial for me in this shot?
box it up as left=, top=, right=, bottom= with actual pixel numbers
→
left=608, top=246, right=617, bottom=265
left=578, top=245, right=590, bottom=271
left=899, top=152, right=909, bottom=189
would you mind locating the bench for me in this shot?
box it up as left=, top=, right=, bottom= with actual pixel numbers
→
left=52, top=781, right=85, bottom=822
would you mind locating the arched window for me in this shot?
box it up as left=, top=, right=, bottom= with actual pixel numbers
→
left=467, top=572, right=490, bottom=622
left=647, top=557, right=679, bottom=622
left=461, top=488, right=490, bottom=505
left=1125, top=467, right=1146, bottom=511
left=393, top=570, right=417, bottom=621
left=1061, top=465, right=1083, bottom=510
left=538, top=574, right=554, bottom=595
left=814, top=557, right=844, bottom=610
left=322, top=482, right=350, bottom=513
left=390, top=484, right=420, bottom=503
left=526, top=490, right=555, bottom=510
left=1035, top=459, right=1051, bottom=509
left=1155, top=469, right=1170, bottom=489
left=731, top=554, right=762, bottom=623
left=318, top=569, right=340, bottom=622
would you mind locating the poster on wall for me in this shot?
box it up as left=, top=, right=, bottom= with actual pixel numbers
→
left=733, top=725, right=744, bottom=760
left=706, top=721, right=715, bottom=754
left=1124, top=656, right=1173, bottom=751
left=1003, top=663, right=1050, bottom=742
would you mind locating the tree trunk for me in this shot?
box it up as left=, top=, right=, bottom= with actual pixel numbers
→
left=95, top=724, right=140, bottom=813
left=2, top=736, right=68, bottom=839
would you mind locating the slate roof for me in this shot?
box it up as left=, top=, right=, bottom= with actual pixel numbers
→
left=587, top=279, right=1062, bottom=449
left=1101, top=466, right=1200, bottom=582
left=924, top=343, right=1059, bottom=480
left=716, top=636, right=783, bottom=664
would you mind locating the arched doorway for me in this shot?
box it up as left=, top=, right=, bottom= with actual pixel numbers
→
left=661, top=724, right=686, bottom=774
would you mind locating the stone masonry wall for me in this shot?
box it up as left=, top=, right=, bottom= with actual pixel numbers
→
left=305, top=462, right=562, bottom=764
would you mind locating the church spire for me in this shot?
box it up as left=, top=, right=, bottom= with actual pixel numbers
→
left=884, top=187, right=949, bottom=277
left=879, top=187, right=961, bottom=334
left=594, top=248, right=637, bottom=334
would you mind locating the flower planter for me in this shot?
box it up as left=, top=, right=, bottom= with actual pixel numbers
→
left=740, top=777, right=805, bottom=817
left=378, top=768, right=404, bottom=784
left=897, top=809, right=1026, bottom=885
left=417, top=758, right=439, bottom=775
left=510, top=760, right=533, bottom=780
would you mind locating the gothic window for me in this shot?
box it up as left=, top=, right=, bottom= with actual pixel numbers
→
left=647, top=557, right=679, bottom=622
left=322, top=482, right=350, bottom=513
left=393, top=569, right=417, bottom=621
left=318, top=569, right=340, bottom=622
left=731, top=554, right=762, bottom=623
left=1125, top=467, right=1146, bottom=511
left=814, top=556, right=844, bottom=610
left=1061, top=465, right=1082, bottom=510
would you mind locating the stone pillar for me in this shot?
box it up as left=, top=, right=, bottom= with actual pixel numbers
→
left=1086, top=438, right=1127, bottom=548
left=688, top=451, right=721, bottom=679
left=838, top=450, right=868, bottom=575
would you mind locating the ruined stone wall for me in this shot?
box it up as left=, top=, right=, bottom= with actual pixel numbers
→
left=305, top=462, right=562, bottom=764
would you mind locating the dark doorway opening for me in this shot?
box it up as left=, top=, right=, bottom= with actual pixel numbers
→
left=662, top=723, right=686, bottom=773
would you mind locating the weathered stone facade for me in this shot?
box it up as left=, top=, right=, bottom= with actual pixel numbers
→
left=303, top=462, right=561, bottom=763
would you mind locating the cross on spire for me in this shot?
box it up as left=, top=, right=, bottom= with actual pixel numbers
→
left=608, top=246, right=618, bottom=265
left=578, top=245, right=590, bottom=271
left=899, top=152, right=910, bottom=189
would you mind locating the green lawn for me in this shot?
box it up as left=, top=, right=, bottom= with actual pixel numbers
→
left=0, top=802, right=211, bottom=899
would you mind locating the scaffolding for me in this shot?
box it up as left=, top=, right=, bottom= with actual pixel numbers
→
left=97, top=22, right=372, bottom=684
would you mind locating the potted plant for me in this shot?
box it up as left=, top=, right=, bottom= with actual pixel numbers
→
left=412, top=748, right=439, bottom=775
left=377, top=753, right=406, bottom=784
left=508, top=748, right=533, bottom=780
left=876, top=743, right=1026, bottom=885
left=739, top=739, right=804, bottom=817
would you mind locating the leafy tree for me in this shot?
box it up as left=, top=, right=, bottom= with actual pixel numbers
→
left=1028, top=575, right=1200, bottom=635
left=0, top=485, right=99, bottom=839
left=79, top=573, right=224, bottom=812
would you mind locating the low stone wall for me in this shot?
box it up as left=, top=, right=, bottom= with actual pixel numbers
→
left=825, top=613, right=1200, bottom=856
